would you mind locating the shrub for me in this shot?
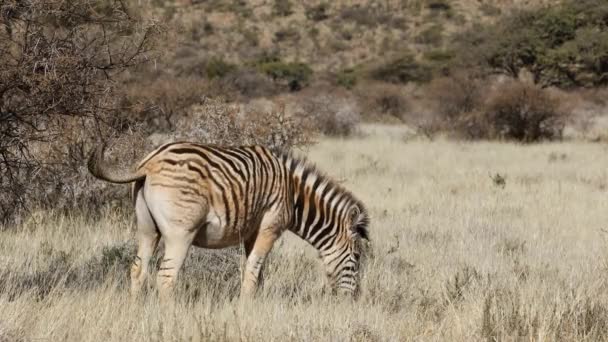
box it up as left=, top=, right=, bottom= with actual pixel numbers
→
left=205, top=57, right=237, bottom=79
left=340, top=4, right=392, bottom=28
left=453, top=0, right=608, bottom=87
left=357, top=83, right=410, bottom=121
left=220, top=68, right=278, bottom=99
left=479, top=3, right=501, bottom=16
left=426, top=0, right=451, bottom=11
left=306, top=3, right=330, bottom=21
left=482, top=81, right=566, bottom=141
left=0, top=0, right=163, bottom=224
left=274, top=27, right=300, bottom=43
left=371, top=54, right=432, bottom=84
left=415, top=24, right=444, bottom=46
left=427, top=72, right=483, bottom=120
left=175, top=97, right=312, bottom=150
left=423, top=49, right=455, bottom=76
left=297, top=92, right=361, bottom=136
left=121, top=76, right=210, bottom=131
left=423, top=75, right=566, bottom=142
left=272, top=0, right=293, bottom=17
left=336, top=68, right=359, bottom=89
left=258, top=61, right=313, bottom=91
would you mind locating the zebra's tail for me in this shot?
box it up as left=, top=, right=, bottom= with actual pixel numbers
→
left=87, top=144, right=146, bottom=184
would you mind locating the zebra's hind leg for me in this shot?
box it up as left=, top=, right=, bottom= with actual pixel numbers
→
left=155, top=227, right=197, bottom=300
left=131, top=181, right=160, bottom=297
left=240, top=210, right=283, bottom=297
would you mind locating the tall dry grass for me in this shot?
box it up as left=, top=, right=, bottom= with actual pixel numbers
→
left=1, top=125, right=608, bottom=341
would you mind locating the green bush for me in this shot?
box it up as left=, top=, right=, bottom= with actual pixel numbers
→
left=205, top=57, right=237, bottom=79
left=306, top=3, right=330, bottom=21
left=453, top=0, right=608, bottom=87
left=336, top=68, right=358, bottom=89
left=273, top=0, right=293, bottom=17
left=274, top=27, right=300, bottom=43
left=426, top=0, right=451, bottom=11
left=423, top=49, right=455, bottom=76
left=415, top=24, right=444, bottom=46
left=340, top=4, right=392, bottom=28
left=479, top=3, right=501, bottom=17
left=371, top=54, right=432, bottom=84
left=258, top=61, right=313, bottom=91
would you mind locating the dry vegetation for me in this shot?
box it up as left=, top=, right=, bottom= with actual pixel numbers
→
left=2, top=1, right=608, bottom=339
left=2, top=126, right=608, bottom=341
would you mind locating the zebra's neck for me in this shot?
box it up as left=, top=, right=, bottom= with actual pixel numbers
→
left=283, top=154, right=353, bottom=252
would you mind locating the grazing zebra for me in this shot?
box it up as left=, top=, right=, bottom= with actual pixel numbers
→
left=88, top=142, right=370, bottom=297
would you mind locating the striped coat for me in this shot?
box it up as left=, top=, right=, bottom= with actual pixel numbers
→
left=88, top=142, right=369, bottom=297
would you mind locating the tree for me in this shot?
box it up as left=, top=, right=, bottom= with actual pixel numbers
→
left=0, top=0, right=163, bottom=223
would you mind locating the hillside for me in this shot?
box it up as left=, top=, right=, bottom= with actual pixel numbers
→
left=152, top=0, right=558, bottom=73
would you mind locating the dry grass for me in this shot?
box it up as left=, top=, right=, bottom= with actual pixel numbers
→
left=2, top=125, right=608, bottom=341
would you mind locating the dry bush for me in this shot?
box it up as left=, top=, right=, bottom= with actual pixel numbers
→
left=482, top=80, right=566, bottom=141
left=220, top=68, right=279, bottom=100
left=173, top=97, right=312, bottom=150
left=422, top=76, right=567, bottom=141
left=428, top=72, right=483, bottom=120
left=357, top=83, right=410, bottom=122
left=296, top=91, right=361, bottom=137
left=121, top=76, right=211, bottom=131
left=0, top=0, right=164, bottom=224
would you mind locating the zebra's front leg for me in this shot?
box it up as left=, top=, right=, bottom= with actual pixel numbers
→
left=240, top=214, right=282, bottom=297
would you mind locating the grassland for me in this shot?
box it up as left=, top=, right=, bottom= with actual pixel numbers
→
left=2, top=125, right=608, bottom=341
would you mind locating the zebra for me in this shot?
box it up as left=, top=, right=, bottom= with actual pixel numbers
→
left=88, top=142, right=370, bottom=298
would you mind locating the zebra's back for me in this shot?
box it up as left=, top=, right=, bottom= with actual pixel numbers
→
left=138, top=142, right=292, bottom=248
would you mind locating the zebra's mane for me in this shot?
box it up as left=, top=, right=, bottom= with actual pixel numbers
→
left=277, top=149, right=370, bottom=240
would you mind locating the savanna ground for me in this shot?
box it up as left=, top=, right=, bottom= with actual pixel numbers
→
left=2, top=125, right=608, bottom=341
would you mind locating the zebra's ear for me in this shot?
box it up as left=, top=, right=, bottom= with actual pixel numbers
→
left=348, top=206, right=360, bottom=222
left=349, top=206, right=369, bottom=240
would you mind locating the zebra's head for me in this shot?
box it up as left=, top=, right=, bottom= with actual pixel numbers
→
left=325, top=202, right=370, bottom=297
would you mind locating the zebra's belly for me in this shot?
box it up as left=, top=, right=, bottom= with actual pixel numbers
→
left=191, top=210, right=248, bottom=249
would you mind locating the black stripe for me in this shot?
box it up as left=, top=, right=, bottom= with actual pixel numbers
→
left=323, top=188, right=340, bottom=226
left=310, top=222, right=330, bottom=247
left=148, top=182, right=202, bottom=195
left=250, top=147, right=264, bottom=216
left=297, top=168, right=311, bottom=232
left=170, top=148, right=233, bottom=228
left=303, top=177, right=323, bottom=240
left=138, top=143, right=177, bottom=169
left=258, top=147, right=272, bottom=210
left=323, top=231, right=340, bottom=253
left=292, top=179, right=305, bottom=232
left=325, top=246, right=349, bottom=268
left=214, top=147, right=251, bottom=174
left=170, top=175, right=199, bottom=185
left=335, top=252, right=352, bottom=270
left=229, top=147, right=252, bottom=226
left=332, top=195, right=350, bottom=228
left=200, top=146, right=247, bottom=182
left=314, top=225, right=335, bottom=251
left=197, top=147, right=246, bottom=230
left=187, top=163, right=207, bottom=179
left=241, top=147, right=259, bottom=223
left=259, top=147, right=278, bottom=208
left=163, top=158, right=183, bottom=166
